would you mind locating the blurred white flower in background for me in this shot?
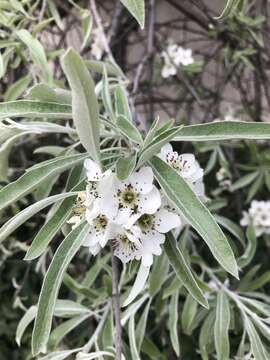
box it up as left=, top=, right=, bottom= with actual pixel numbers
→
left=161, top=43, right=194, bottom=78
left=240, top=200, right=270, bottom=236
left=216, top=167, right=232, bottom=190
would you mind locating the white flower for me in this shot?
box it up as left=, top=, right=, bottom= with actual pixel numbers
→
left=161, top=61, right=177, bottom=78
left=98, top=166, right=161, bottom=226
left=134, top=207, right=181, bottom=266
left=112, top=225, right=142, bottom=263
left=240, top=200, right=270, bottom=236
left=159, top=144, right=205, bottom=200
left=161, top=43, right=194, bottom=78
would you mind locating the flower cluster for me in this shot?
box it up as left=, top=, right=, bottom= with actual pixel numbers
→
left=161, top=43, right=194, bottom=78
left=68, top=144, right=205, bottom=267
left=240, top=200, right=270, bottom=236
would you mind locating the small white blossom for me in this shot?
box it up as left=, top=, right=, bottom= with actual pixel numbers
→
left=161, top=43, right=194, bottom=78
left=134, top=207, right=181, bottom=266
left=159, top=143, right=205, bottom=198
left=98, top=166, right=161, bottom=226
left=216, top=167, right=232, bottom=190
left=240, top=200, right=270, bottom=236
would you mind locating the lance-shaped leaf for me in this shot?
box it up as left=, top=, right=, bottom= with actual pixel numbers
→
left=215, top=0, right=241, bottom=20
left=61, top=48, right=100, bottom=164
left=214, top=291, right=230, bottom=360
left=32, top=222, right=90, bottom=356
left=116, top=154, right=137, bottom=181
left=164, top=233, right=208, bottom=308
left=150, top=156, right=239, bottom=278
left=25, top=179, right=85, bottom=261
left=0, top=192, right=77, bottom=244
left=0, top=153, right=88, bottom=211
left=243, top=313, right=269, bottom=360
left=120, top=0, right=145, bottom=29
left=16, top=29, right=52, bottom=83
left=137, top=126, right=183, bottom=167
left=174, top=121, right=270, bottom=142
left=0, top=100, right=72, bottom=119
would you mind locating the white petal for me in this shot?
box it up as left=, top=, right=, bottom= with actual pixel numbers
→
left=154, top=209, right=181, bottom=233
left=89, top=243, right=101, bottom=256
left=138, top=186, right=161, bottom=214
left=159, top=143, right=173, bottom=161
left=140, top=252, right=154, bottom=267
left=129, top=167, right=154, bottom=194
left=83, top=228, right=103, bottom=247
left=99, top=223, right=116, bottom=247
left=84, top=159, right=102, bottom=181
left=98, top=175, right=118, bottom=220
left=123, top=264, right=150, bottom=307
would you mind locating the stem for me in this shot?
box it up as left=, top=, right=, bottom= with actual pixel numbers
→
left=112, top=251, right=123, bottom=360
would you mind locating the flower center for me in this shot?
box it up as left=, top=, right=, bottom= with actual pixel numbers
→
left=119, top=186, right=138, bottom=209
left=73, top=192, right=86, bottom=216
left=93, top=215, right=108, bottom=231
left=138, top=214, right=153, bottom=231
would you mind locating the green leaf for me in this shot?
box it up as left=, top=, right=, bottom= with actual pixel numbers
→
left=214, top=215, right=245, bottom=246
left=243, top=314, right=269, bottom=360
left=48, top=314, right=90, bottom=350
left=135, top=299, right=151, bottom=351
left=230, top=171, right=258, bottom=192
left=0, top=192, right=77, bottom=245
left=238, top=225, right=257, bottom=268
left=181, top=294, right=198, bottom=335
left=149, top=252, right=169, bottom=297
left=199, top=311, right=215, bottom=360
left=215, top=0, right=241, bottom=20
left=116, top=154, right=137, bottom=181
left=16, top=29, right=52, bottom=83
left=28, top=83, right=72, bottom=104
left=0, top=153, right=87, bottom=211
left=164, top=232, right=208, bottom=308
left=32, top=222, right=90, bottom=356
left=16, top=306, right=37, bottom=346
left=174, top=121, right=270, bottom=141
left=129, top=314, right=140, bottom=360
left=61, top=48, right=100, bottom=163
left=169, top=291, right=180, bottom=356
left=0, top=100, right=72, bottom=119
left=114, top=85, right=132, bottom=122
left=151, top=157, right=238, bottom=278
left=120, top=0, right=145, bottom=29
left=4, top=75, right=32, bottom=101
left=116, top=115, right=143, bottom=145
left=137, top=126, right=183, bottom=167
left=214, top=291, right=230, bottom=360
left=85, top=60, right=124, bottom=78
left=25, top=180, right=85, bottom=260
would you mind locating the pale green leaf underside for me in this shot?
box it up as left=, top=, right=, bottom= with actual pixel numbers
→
left=174, top=121, right=270, bottom=141
left=0, top=153, right=88, bottom=211
left=32, top=222, right=90, bottom=355
left=0, top=100, right=72, bottom=119
left=150, top=156, right=238, bottom=278
left=120, top=0, right=145, bottom=29
left=61, top=48, right=100, bottom=163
